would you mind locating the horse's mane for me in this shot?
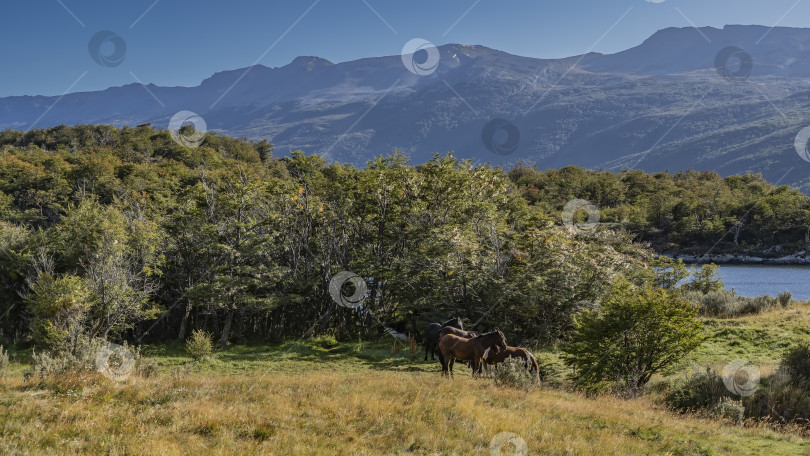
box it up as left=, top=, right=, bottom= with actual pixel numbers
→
left=441, top=316, right=463, bottom=329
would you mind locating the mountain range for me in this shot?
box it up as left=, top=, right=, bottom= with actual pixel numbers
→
left=4, top=24, right=810, bottom=191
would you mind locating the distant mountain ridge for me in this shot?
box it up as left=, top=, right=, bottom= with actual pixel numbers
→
left=3, top=25, right=810, bottom=191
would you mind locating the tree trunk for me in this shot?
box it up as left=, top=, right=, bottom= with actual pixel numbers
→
left=178, top=300, right=192, bottom=341
left=218, top=309, right=234, bottom=347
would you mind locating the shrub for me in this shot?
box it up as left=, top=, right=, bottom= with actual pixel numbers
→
left=712, top=397, right=745, bottom=425
left=777, top=291, right=793, bottom=308
left=563, top=279, right=705, bottom=396
left=781, top=342, right=810, bottom=388
left=24, top=336, right=104, bottom=381
left=665, top=367, right=731, bottom=412
left=684, top=289, right=786, bottom=318
left=186, top=329, right=214, bottom=361
left=493, top=357, right=536, bottom=391
left=746, top=378, right=810, bottom=425
left=739, top=295, right=776, bottom=315
left=683, top=289, right=737, bottom=317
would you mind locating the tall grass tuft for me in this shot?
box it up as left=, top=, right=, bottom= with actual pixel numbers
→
left=0, top=345, right=8, bottom=377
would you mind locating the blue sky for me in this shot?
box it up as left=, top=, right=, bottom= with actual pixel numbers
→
left=2, top=0, right=810, bottom=97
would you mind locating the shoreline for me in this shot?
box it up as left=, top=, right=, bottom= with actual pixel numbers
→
left=663, top=252, right=810, bottom=265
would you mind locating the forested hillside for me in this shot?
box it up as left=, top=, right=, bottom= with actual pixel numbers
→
left=510, top=166, right=810, bottom=256
left=0, top=125, right=807, bottom=346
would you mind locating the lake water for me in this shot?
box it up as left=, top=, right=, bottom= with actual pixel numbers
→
left=710, top=265, right=810, bottom=300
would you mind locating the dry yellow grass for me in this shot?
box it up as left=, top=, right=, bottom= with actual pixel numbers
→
left=1, top=367, right=808, bottom=455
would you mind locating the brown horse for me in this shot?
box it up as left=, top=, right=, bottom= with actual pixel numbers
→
left=438, top=326, right=478, bottom=340
left=482, top=346, right=539, bottom=379
left=437, top=327, right=478, bottom=367
left=439, top=330, right=507, bottom=377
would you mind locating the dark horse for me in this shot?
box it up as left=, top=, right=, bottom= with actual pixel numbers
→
left=424, top=317, right=463, bottom=361
left=439, top=330, right=507, bottom=377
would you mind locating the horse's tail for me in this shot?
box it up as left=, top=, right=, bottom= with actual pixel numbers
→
left=528, top=352, right=540, bottom=380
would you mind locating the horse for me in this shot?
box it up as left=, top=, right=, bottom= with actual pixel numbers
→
left=438, top=326, right=477, bottom=340
left=424, top=316, right=463, bottom=361
left=439, top=330, right=507, bottom=378
left=482, top=346, right=540, bottom=379
left=437, top=326, right=478, bottom=367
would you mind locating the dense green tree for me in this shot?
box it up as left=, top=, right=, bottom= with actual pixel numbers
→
left=562, top=279, right=705, bottom=396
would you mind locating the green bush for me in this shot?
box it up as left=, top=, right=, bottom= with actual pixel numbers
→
left=24, top=337, right=104, bottom=381
left=665, top=367, right=731, bottom=412
left=665, top=348, right=810, bottom=429
left=781, top=342, right=810, bottom=388
left=746, top=377, right=810, bottom=425
left=712, top=397, right=745, bottom=425
left=493, top=357, right=536, bottom=391
left=683, top=289, right=789, bottom=318
left=683, top=289, right=737, bottom=317
left=777, top=291, right=793, bottom=307
left=563, top=279, right=705, bottom=396
left=186, top=329, right=214, bottom=361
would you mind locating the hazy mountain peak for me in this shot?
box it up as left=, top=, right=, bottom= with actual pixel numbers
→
left=286, top=56, right=334, bottom=71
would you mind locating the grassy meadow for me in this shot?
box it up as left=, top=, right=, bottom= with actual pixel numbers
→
left=2, top=303, right=810, bottom=455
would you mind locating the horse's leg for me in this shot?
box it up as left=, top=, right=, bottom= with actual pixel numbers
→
left=440, top=351, right=448, bottom=377
left=449, top=357, right=455, bottom=378
left=424, top=338, right=429, bottom=361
